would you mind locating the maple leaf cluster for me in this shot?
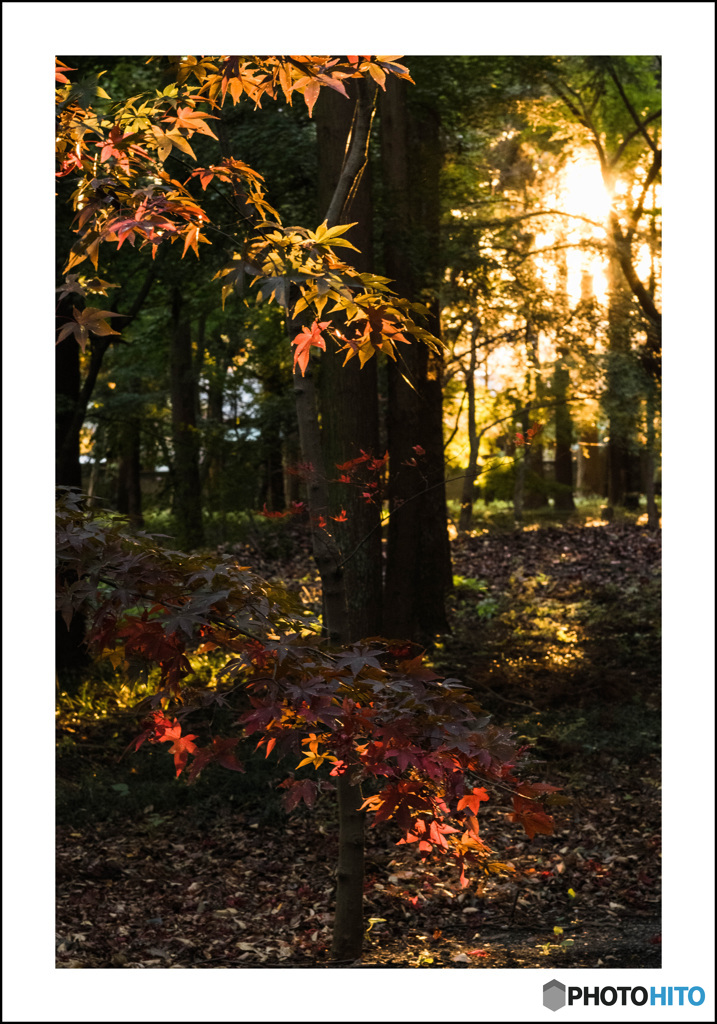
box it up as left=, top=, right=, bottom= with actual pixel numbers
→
left=57, top=490, right=558, bottom=885
left=514, top=422, right=544, bottom=447
left=56, top=57, right=439, bottom=372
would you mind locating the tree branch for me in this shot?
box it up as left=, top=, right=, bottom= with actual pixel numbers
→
left=606, top=60, right=659, bottom=155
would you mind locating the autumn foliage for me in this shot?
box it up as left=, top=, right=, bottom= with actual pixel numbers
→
left=56, top=55, right=437, bottom=370
left=57, top=490, right=557, bottom=885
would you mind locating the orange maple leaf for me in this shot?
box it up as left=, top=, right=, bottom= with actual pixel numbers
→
left=292, top=321, right=329, bottom=375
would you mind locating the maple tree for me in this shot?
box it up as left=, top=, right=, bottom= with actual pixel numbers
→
left=56, top=55, right=560, bottom=959
left=56, top=488, right=558, bottom=957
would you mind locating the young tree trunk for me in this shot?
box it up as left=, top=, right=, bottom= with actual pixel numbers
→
left=170, top=289, right=204, bottom=550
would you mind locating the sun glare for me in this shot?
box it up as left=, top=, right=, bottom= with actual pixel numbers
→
left=561, top=156, right=611, bottom=224
left=557, top=156, right=612, bottom=306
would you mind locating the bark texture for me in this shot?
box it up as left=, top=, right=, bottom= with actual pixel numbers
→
left=380, top=75, right=452, bottom=642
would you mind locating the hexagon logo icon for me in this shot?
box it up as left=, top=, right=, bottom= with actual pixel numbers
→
left=543, top=979, right=566, bottom=1011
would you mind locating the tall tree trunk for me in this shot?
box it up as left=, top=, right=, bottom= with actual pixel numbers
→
left=316, top=78, right=383, bottom=640
left=170, top=289, right=204, bottom=550
left=290, top=80, right=383, bottom=961
left=381, top=75, right=452, bottom=642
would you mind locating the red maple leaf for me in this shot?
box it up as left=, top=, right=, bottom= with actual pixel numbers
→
left=508, top=796, right=555, bottom=839
left=162, top=720, right=198, bottom=777
left=457, top=786, right=490, bottom=815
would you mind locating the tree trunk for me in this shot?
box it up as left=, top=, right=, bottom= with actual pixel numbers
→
left=513, top=405, right=528, bottom=527
left=458, top=322, right=480, bottom=532
left=289, top=81, right=383, bottom=960
left=645, top=382, right=660, bottom=530
left=316, top=79, right=383, bottom=640
left=381, top=75, right=452, bottom=642
left=116, top=417, right=144, bottom=527
left=116, top=376, right=144, bottom=527
left=56, top=268, right=156, bottom=491
left=553, top=352, right=575, bottom=511
left=56, top=294, right=83, bottom=489
left=605, top=255, right=641, bottom=509
left=523, top=320, right=548, bottom=510
left=170, top=289, right=204, bottom=550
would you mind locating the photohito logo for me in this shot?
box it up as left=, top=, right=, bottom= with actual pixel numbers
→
left=542, top=980, right=706, bottom=1011
left=543, top=980, right=566, bottom=1011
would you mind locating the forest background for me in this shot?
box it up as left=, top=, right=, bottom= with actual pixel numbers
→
left=4, top=2, right=716, bottom=1021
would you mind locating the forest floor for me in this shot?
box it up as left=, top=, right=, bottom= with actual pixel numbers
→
left=56, top=512, right=661, bottom=969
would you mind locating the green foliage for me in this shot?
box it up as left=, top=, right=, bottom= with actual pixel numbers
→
left=452, top=576, right=500, bottom=622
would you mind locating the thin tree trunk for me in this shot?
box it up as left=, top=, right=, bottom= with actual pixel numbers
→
left=56, top=268, right=156, bottom=489
left=553, top=351, right=575, bottom=511
left=170, top=289, right=204, bottom=550
left=116, top=406, right=144, bottom=527
left=645, top=383, right=659, bottom=530
left=56, top=313, right=83, bottom=489
left=606, top=255, right=631, bottom=508
left=513, top=404, right=528, bottom=527
left=459, top=322, right=480, bottom=532
left=523, top=320, right=548, bottom=510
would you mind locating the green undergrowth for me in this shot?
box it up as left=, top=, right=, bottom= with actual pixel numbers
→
left=56, top=667, right=291, bottom=827
left=57, top=723, right=289, bottom=828
left=446, top=495, right=659, bottom=533
left=140, top=507, right=310, bottom=559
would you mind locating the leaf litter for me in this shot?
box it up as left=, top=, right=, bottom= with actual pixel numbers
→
left=57, top=520, right=661, bottom=967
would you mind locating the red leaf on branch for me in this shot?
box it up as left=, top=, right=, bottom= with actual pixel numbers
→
left=292, top=321, right=329, bottom=375
left=457, top=786, right=490, bottom=815
left=508, top=796, right=555, bottom=839
left=187, top=737, right=244, bottom=783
